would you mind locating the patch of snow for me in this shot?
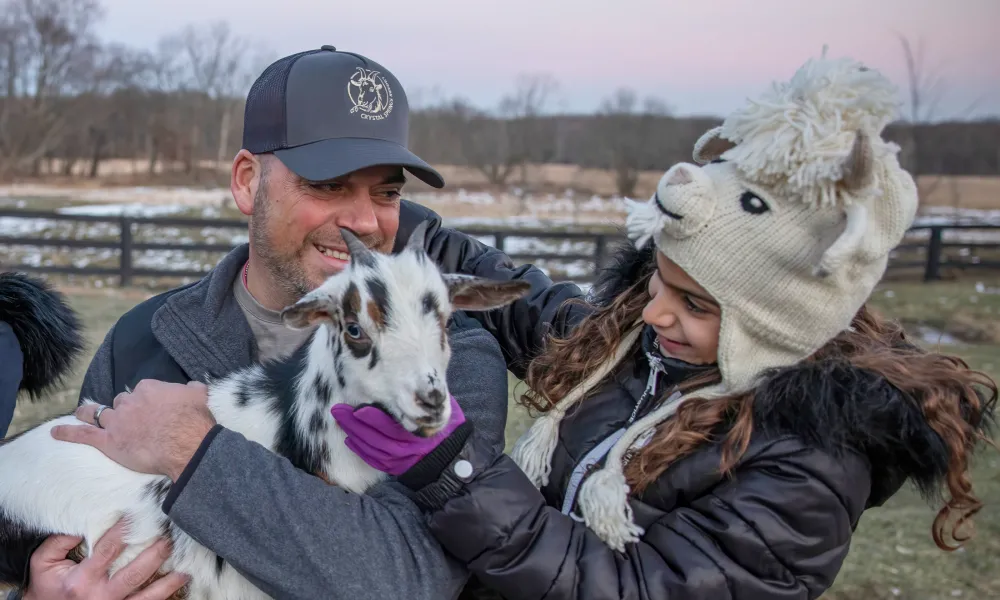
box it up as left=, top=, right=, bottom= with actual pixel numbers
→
left=58, top=203, right=190, bottom=217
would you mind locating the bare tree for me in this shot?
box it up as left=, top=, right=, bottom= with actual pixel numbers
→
left=594, top=87, right=670, bottom=197
left=895, top=33, right=983, bottom=214
left=503, top=72, right=560, bottom=186
left=0, top=0, right=106, bottom=178
left=450, top=73, right=561, bottom=188
left=157, top=21, right=273, bottom=173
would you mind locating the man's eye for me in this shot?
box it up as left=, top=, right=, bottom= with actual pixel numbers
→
left=312, top=183, right=344, bottom=193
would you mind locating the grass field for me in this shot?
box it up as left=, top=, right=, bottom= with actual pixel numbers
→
left=4, top=277, right=1000, bottom=599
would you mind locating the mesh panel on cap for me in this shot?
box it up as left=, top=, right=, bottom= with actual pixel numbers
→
left=241, top=50, right=314, bottom=153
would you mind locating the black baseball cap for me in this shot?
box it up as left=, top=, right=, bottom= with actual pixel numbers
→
left=242, top=45, right=444, bottom=188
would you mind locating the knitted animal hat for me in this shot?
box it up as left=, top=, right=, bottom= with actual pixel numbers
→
left=511, top=48, right=920, bottom=552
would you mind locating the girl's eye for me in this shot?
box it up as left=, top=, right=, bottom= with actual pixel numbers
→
left=345, top=323, right=364, bottom=339
left=685, top=296, right=706, bottom=314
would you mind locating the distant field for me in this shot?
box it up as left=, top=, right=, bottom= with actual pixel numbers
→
left=9, top=158, right=1000, bottom=210
left=4, top=276, right=999, bottom=600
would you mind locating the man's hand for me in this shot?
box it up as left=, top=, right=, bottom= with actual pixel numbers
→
left=50, top=380, right=216, bottom=481
left=22, top=517, right=190, bottom=600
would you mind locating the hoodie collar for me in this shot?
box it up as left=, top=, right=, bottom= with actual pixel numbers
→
left=150, top=244, right=257, bottom=382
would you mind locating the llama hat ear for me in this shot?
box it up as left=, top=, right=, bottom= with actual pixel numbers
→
left=692, top=127, right=736, bottom=165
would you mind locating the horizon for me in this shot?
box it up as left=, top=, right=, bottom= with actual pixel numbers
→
left=94, top=0, right=1000, bottom=121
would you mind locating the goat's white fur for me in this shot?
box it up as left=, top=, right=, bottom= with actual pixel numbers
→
left=0, top=224, right=529, bottom=599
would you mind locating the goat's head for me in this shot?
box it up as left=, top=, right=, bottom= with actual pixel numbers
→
left=279, top=222, right=530, bottom=437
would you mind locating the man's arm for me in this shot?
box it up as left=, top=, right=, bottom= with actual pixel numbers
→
left=160, top=326, right=509, bottom=599
left=77, top=324, right=116, bottom=407
left=398, top=200, right=590, bottom=379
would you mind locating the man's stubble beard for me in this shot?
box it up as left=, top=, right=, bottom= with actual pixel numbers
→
left=249, top=183, right=314, bottom=304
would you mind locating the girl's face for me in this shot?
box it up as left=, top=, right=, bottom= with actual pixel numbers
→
left=642, top=252, right=721, bottom=365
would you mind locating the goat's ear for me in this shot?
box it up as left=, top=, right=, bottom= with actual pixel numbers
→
left=280, top=295, right=339, bottom=330
left=443, top=274, right=532, bottom=311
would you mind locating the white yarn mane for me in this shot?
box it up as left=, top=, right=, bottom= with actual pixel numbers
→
left=713, top=47, right=900, bottom=208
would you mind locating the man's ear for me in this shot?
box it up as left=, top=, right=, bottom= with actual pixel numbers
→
left=280, top=293, right=339, bottom=330
left=232, top=150, right=263, bottom=216
left=443, top=274, right=531, bottom=311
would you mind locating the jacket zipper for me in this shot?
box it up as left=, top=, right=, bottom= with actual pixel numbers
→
left=561, top=353, right=669, bottom=519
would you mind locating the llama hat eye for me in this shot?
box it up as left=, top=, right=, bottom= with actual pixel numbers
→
left=740, top=191, right=770, bottom=215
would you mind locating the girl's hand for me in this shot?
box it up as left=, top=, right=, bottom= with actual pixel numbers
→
left=331, top=395, right=466, bottom=475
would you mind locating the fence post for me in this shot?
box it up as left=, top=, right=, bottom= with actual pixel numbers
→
left=119, top=216, right=133, bottom=288
left=494, top=233, right=506, bottom=254
left=923, top=226, right=943, bottom=282
left=594, top=235, right=607, bottom=271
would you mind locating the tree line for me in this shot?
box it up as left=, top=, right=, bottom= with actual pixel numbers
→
left=1, top=0, right=997, bottom=197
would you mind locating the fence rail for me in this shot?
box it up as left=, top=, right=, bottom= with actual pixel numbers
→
left=1, top=209, right=999, bottom=286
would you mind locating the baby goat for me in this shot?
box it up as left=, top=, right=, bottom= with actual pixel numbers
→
left=0, top=222, right=530, bottom=600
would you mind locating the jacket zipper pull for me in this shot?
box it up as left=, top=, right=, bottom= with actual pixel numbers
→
left=627, top=354, right=667, bottom=425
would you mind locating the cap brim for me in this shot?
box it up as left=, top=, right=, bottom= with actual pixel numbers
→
left=273, top=138, right=445, bottom=189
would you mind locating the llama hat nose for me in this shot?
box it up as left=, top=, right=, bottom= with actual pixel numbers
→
left=652, top=163, right=716, bottom=239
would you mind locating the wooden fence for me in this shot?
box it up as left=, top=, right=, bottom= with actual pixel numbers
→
left=1, top=209, right=999, bottom=286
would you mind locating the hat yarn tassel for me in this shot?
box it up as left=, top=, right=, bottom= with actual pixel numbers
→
left=511, top=322, right=645, bottom=488
left=624, top=196, right=668, bottom=249
left=577, top=463, right=644, bottom=552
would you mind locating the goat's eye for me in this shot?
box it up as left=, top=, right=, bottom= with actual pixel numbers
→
left=740, top=191, right=770, bottom=215
left=344, top=323, right=364, bottom=339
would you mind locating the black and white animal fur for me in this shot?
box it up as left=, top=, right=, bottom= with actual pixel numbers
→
left=0, top=222, right=530, bottom=599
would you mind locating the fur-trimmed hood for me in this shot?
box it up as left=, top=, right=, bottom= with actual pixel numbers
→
left=586, top=239, right=995, bottom=509
left=0, top=272, right=84, bottom=398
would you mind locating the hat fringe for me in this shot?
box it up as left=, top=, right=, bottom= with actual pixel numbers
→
left=717, top=47, right=899, bottom=207
left=511, top=321, right=645, bottom=488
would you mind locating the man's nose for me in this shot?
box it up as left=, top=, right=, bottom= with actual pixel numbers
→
left=337, top=190, right=379, bottom=236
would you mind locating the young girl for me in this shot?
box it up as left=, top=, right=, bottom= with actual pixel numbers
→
left=333, top=52, right=997, bottom=599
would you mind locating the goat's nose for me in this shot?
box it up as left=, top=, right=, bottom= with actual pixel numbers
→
left=415, top=388, right=446, bottom=410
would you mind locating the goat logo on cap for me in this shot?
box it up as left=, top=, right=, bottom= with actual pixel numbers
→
left=348, top=67, right=394, bottom=120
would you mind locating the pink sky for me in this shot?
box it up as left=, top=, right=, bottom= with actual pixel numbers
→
left=98, top=0, right=1000, bottom=120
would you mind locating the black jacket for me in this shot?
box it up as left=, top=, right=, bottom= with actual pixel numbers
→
left=0, top=272, right=83, bottom=438
left=397, top=239, right=990, bottom=600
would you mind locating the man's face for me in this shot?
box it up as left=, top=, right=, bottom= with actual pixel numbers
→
left=248, top=156, right=406, bottom=302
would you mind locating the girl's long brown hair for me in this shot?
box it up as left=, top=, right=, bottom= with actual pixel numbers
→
left=520, top=265, right=997, bottom=551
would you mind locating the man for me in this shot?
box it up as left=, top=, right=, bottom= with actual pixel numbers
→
left=9, top=46, right=560, bottom=600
